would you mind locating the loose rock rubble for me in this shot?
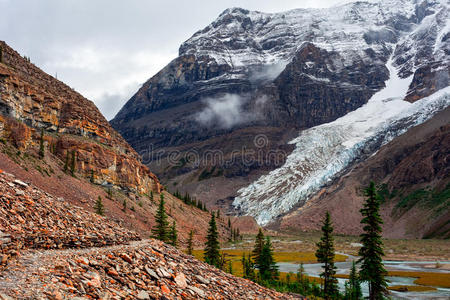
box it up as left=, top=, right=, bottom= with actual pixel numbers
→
left=0, top=240, right=300, bottom=299
left=0, top=170, right=302, bottom=299
left=0, top=171, right=140, bottom=261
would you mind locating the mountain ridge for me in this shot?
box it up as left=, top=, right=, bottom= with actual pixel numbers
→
left=111, top=0, right=449, bottom=235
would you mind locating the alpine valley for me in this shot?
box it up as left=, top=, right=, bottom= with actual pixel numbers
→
left=1, top=0, right=450, bottom=298
left=112, top=0, right=449, bottom=238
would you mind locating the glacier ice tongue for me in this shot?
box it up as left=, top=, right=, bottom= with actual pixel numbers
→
left=232, top=58, right=450, bottom=226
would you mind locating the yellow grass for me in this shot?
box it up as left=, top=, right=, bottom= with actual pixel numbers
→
left=388, top=285, right=437, bottom=292
left=278, top=272, right=324, bottom=284
left=388, top=271, right=450, bottom=288
left=190, top=249, right=341, bottom=282
left=335, top=271, right=450, bottom=289
left=273, top=251, right=347, bottom=263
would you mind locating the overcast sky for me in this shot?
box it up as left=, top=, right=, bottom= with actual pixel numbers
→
left=1, top=0, right=359, bottom=120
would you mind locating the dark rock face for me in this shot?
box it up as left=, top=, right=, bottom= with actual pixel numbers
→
left=272, top=43, right=388, bottom=128
left=111, top=0, right=449, bottom=211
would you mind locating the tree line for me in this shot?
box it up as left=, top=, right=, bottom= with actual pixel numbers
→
left=150, top=181, right=387, bottom=299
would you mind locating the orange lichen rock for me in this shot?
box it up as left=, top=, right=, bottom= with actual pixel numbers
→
left=0, top=41, right=161, bottom=194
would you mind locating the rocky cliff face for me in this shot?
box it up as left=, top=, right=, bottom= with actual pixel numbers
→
left=111, top=0, right=449, bottom=218
left=0, top=41, right=161, bottom=195
left=0, top=41, right=235, bottom=245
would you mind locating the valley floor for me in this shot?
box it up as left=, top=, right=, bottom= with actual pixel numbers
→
left=197, top=232, right=450, bottom=299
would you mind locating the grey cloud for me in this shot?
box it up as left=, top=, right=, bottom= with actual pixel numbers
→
left=195, top=93, right=270, bottom=129
left=249, top=61, right=288, bottom=83
left=195, top=94, right=252, bottom=129
left=0, top=0, right=358, bottom=119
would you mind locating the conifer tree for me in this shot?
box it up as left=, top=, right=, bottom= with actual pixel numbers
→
left=70, top=150, right=76, bottom=177
left=252, top=228, right=265, bottom=268
left=90, top=169, right=95, bottom=183
left=358, top=181, right=388, bottom=300
left=122, top=199, right=127, bottom=211
left=94, top=196, right=104, bottom=216
left=150, top=190, right=154, bottom=201
left=315, top=211, right=338, bottom=299
left=169, top=221, right=178, bottom=248
left=219, top=252, right=227, bottom=271
left=39, top=128, right=45, bottom=159
left=297, top=263, right=305, bottom=282
left=228, top=217, right=231, bottom=228
left=204, top=213, right=220, bottom=267
left=151, top=194, right=169, bottom=242
left=345, top=261, right=362, bottom=300
left=187, top=230, right=194, bottom=255
left=258, top=237, right=278, bottom=281
left=64, top=150, right=69, bottom=173
left=228, top=260, right=233, bottom=274
left=241, top=253, right=255, bottom=280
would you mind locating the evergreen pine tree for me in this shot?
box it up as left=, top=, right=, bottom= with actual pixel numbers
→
left=315, top=211, right=339, bottom=299
left=150, top=191, right=154, bottom=201
left=151, top=194, right=169, bottom=242
left=122, top=199, right=127, bottom=211
left=204, top=213, right=220, bottom=267
left=70, top=150, right=76, bottom=177
left=252, top=228, right=265, bottom=268
left=39, top=128, right=45, bottom=159
left=94, top=196, right=104, bottom=216
left=345, top=261, right=362, bottom=300
left=90, top=169, right=95, bottom=183
left=64, top=150, right=69, bottom=173
left=258, top=237, right=278, bottom=281
left=241, top=253, right=255, bottom=280
left=219, top=252, right=227, bottom=271
left=297, top=263, right=305, bottom=282
left=228, top=217, right=231, bottom=228
left=169, top=221, right=178, bottom=248
left=228, top=260, right=233, bottom=274
left=187, top=230, right=194, bottom=255
left=358, top=181, right=388, bottom=300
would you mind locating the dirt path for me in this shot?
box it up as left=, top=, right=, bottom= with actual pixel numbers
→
left=0, top=239, right=301, bottom=299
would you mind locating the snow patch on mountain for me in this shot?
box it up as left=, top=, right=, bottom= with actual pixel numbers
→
left=180, top=0, right=419, bottom=70
left=232, top=57, right=450, bottom=225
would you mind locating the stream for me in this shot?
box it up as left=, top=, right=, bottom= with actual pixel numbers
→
left=277, top=256, right=450, bottom=299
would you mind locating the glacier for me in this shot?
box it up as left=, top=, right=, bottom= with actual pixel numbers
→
left=232, top=57, right=450, bottom=226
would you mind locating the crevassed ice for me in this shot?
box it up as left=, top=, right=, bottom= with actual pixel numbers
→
left=232, top=58, right=450, bottom=226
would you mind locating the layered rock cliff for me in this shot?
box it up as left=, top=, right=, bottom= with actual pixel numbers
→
left=0, top=41, right=161, bottom=195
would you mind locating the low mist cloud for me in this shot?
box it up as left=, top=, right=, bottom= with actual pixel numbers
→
left=195, top=93, right=270, bottom=129
left=196, top=94, right=250, bottom=128
left=249, top=61, right=288, bottom=83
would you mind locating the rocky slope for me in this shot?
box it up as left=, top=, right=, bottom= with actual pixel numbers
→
left=0, top=41, right=232, bottom=244
left=0, top=171, right=139, bottom=265
left=0, top=41, right=161, bottom=195
left=0, top=171, right=300, bottom=299
left=275, top=107, right=450, bottom=239
left=111, top=0, right=449, bottom=223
